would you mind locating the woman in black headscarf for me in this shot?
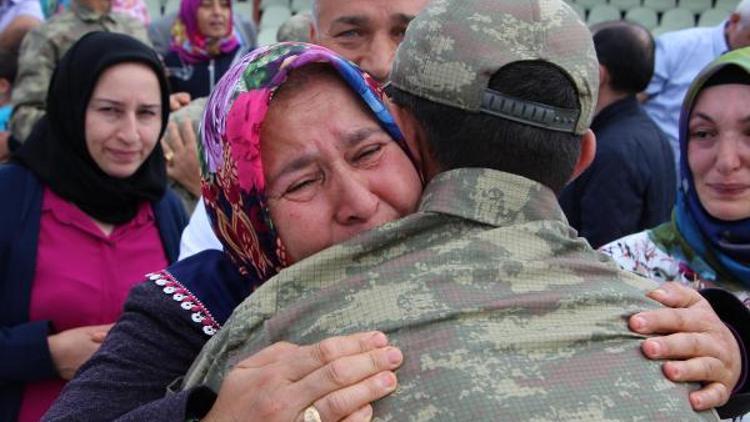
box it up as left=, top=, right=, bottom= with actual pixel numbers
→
left=0, top=32, right=187, bottom=421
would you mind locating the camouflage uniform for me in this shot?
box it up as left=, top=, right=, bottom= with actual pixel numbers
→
left=9, top=2, right=149, bottom=142
left=185, top=168, right=718, bottom=421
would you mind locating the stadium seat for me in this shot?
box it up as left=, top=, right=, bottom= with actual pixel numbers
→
left=234, top=0, right=256, bottom=24
left=698, top=7, right=728, bottom=25
left=659, top=8, right=696, bottom=30
left=257, top=27, right=278, bottom=46
left=291, top=0, right=313, bottom=13
left=260, top=4, right=292, bottom=29
left=678, top=0, right=711, bottom=13
left=261, top=0, right=289, bottom=9
left=625, top=6, right=659, bottom=29
left=568, top=2, right=587, bottom=19
left=587, top=4, right=621, bottom=24
left=575, top=0, right=607, bottom=11
left=610, top=0, right=641, bottom=11
left=644, top=0, right=677, bottom=12
left=714, top=0, right=739, bottom=12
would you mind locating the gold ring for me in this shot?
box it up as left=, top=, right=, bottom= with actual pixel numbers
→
left=303, top=405, right=322, bottom=422
left=164, top=151, right=174, bottom=162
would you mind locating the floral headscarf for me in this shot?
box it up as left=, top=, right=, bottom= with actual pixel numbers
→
left=670, top=47, right=750, bottom=283
left=169, top=0, right=240, bottom=64
left=200, top=42, right=415, bottom=290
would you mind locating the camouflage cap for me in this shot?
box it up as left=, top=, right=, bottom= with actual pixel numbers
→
left=390, top=0, right=599, bottom=135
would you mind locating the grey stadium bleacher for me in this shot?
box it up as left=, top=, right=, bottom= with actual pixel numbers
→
left=566, top=0, right=737, bottom=31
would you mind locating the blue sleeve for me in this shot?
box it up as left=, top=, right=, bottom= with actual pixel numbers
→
left=0, top=165, right=55, bottom=383
left=0, top=320, right=57, bottom=383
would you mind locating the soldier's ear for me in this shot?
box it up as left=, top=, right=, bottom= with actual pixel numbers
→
left=568, top=129, right=596, bottom=182
left=598, top=65, right=609, bottom=89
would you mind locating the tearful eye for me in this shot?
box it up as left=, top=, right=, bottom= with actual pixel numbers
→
left=287, top=178, right=318, bottom=193
left=279, top=173, right=325, bottom=202
left=353, top=144, right=384, bottom=165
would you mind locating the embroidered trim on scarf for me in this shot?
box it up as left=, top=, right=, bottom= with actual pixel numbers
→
left=147, top=271, right=220, bottom=336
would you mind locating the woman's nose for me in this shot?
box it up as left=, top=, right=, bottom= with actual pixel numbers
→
left=361, top=36, right=395, bottom=82
left=118, top=113, right=140, bottom=145
left=333, top=172, right=380, bottom=225
left=715, top=136, right=742, bottom=175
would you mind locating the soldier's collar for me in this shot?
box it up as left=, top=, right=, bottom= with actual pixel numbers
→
left=73, top=2, right=115, bottom=22
left=417, top=168, right=566, bottom=228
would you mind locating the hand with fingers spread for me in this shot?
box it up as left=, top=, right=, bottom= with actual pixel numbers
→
left=162, top=119, right=202, bottom=197
left=203, top=331, right=402, bottom=422
left=629, top=282, right=741, bottom=411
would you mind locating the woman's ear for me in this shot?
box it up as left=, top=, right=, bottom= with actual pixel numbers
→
left=569, top=129, right=597, bottom=182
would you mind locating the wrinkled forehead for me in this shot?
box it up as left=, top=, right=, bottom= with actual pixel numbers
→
left=200, top=43, right=406, bottom=176
left=270, top=65, right=375, bottom=116
left=315, top=0, right=429, bottom=26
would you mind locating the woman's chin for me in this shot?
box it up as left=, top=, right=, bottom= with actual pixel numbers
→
left=705, top=201, right=750, bottom=222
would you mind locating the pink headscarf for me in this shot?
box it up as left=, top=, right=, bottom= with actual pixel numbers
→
left=169, top=0, right=240, bottom=64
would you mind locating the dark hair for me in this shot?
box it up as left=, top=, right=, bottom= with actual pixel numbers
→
left=0, top=48, right=18, bottom=82
left=388, top=61, right=581, bottom=193
left=591, top=21, right=654, bottom=94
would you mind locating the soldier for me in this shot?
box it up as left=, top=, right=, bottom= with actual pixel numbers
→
left=183, top=0, right=733, bottom=420
left=8, top=0, right=149, bottom=145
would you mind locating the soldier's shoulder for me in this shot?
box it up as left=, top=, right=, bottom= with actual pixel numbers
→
left=28, top=11, right=80, bottom=40
left=111, top=11, right=147, bottom=29
left=41, top=10, right=80, bottom=28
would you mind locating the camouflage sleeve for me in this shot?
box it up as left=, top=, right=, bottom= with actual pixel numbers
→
left=9, top=26, right=54, bottom=142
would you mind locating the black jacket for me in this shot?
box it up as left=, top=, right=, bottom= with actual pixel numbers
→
left=560, top=96, right=676, bottom=248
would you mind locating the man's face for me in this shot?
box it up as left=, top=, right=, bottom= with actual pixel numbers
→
left=311, top=0, right=429, bottom=82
